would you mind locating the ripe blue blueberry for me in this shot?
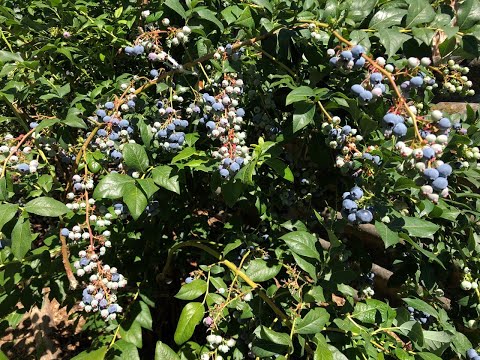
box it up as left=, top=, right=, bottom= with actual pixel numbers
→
left=351, top=84, right=364, bottom=95
left=340, top=50, right=353, bottom=61
left=351, top=45, right=364, bottom=58
left=219, top=168, right=229, bottom=178
left=150, top=69, right=159, bottom=78
left=467, top=349, right=478, bottom=358
left=422, top=147, right=435, bottom=160
left=109, top=132, right=119, bottom=141
left=342, top=199, right=357, bottom=212
left=347, top=213, right=357, bottom=223
left=133, top=45, right=144, bottom=55
left=383, top=113, right=399, bottom=127
left=359, top=91, right=373, bottom=102
left=230, top=162, right=240, bottom=172
left=61, top=228, right=70, bottom=236
left=110, top=150, right=123, bottom=160
left=30, top=122, right=39, bottom=129
left=356, top=209, right=373, bottom=223
left=105, top=102, right=114, bottom=110
left=410, top=76, right=424, bottom=87
left=17, top=163, right=30, bottom=172
left=102, top=116, right=111, bottom=123
left=423, top=168, right=439, bottom=181
left=452, top=122, right=461, bottom=130
left=125, top=46, right=134, bottom=55
left=370, top=72, right=383, bottom=84
left=436, top=164, right=452, bottom=178
left=212, top=103, right=224, bottom=111
left=350, top=186, right=363, bottom=200
left=235, top=157, right=244, bottom=165
left=96, top=109, right=106, bottom=118
left=341, top=125, right=352, bottom=135
left=431, top=177, right=448, bottom=191
left=438, top=117, right=451, bottom=130
left=392, top=123, right=407, bottom=137
left=185, top=277, right=194, bottom=284
left=112, top=273, right=120, bottom=282
left=372, top=155, right=381, bottom=165
left=127, top=100, right=135, bottom=108
left=119, top=120, right=129, bottom=128
left=206, top=121, right=216, bottom=130
left=237, top=108, right=245, bottom=117
left=354, top=57, right=365, bottom=68
left=329, top=57, right=339, bottom=66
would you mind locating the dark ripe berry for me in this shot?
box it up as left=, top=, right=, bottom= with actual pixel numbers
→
left=127, top=100, right=135, bottom=108
left=341, top=125, right=352, bottom=135
left=431, top=177, right=448, bottom=191
left=185, top=277, right=194, bottom=284
left=150, top=69, right=159, bottom=78
left=438, top=117, right=451, bottom=130
left=61, top=228, right=70, bottom=236
left=119, top=120, right=129, bottom=128
left=372, top=155, right=381, bottom=165
left=392, top=123, right=407, bottom=137
left=230, top=162, right=240, bottom=172
left=96, top=109, right=106, bottom=118
left=351, top=45, right=364, bottom=58
left=29, top=122, right=39, bottom=129
left=347, top=213, right=356, bottom=223
left=133, top=45, right=144, bottom=55
left=329, top=57, right=339, bottom=66
left=17, top=164, right=30, bottom=173
left=422, top=147, right=435, bottom=160
left=356, top=209, right=373, bottom=223
left=236, top=108, right=245, bottom=117
left=467, top=349, right=478, bottom=358
left=340, top=50, right=353, bottom=61
left=410, top=76, right=424, bottom=87
left=112, top=273, right=120, bottom=282
left=359, top=90, right=373, bottom=102
left=105, top=102, right=114, bottom=109
left=370, top=72, right=383, bottom=84
left=350, top=186, right=363, bottom=200
left=110, top=150, right=122, bottom=160
left=354, top=57, right=365, bottom=68
left=219, top=168, right=229, bottom=178
left=363, top=153, right=373, bottom=160
left=124, top=46, right=134, bottom=55
left=206, top=121, right=216, bottom=130
left=342, top=199, right=357, bottom=212
left=423, top=168, right=439, bottom=181
left=351, top=84, right=364, bottom=95
left=436, top=164, right=452, bottom=178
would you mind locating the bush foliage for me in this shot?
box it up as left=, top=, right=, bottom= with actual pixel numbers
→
left=0, top=0, right=480, bottom=359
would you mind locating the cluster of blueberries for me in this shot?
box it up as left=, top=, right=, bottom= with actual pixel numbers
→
left=421, top=163, right=452, bottom=199
left=124, top=44, right=145, bottom=56
left=407, top=306, right=432, bottom=326
left=400, top=74, right=435, bottom=92
left=328, top=45, right=366, bottom=70
left=467, top=349, right=480, bottom=360
left=341, top=186, right=374, bottom=224
left=75, top=249, right=127, bottom=321
left=382, top=113, right=407, bottom=138
left=350, top=72, right=385, bottom=103
left=219, top=157, right=244, bottom=178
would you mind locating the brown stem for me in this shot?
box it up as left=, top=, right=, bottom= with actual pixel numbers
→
left=60, top=230, right=78, bottom=290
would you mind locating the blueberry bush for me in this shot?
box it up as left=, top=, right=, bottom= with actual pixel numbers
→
left=0, top=0, right=480, bottom=359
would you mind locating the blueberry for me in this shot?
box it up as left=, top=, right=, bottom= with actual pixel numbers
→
left=96, top=109, right=107, bottom=118
left=223, top=158, right=232, bottom=166
left=112, top=273, right=120, bottom=282
left=351, top=84, right=364, bottom=95
left=110, top=150, right=123, bottom=160
left=97, top=129, right=107, bottom=137
left=354, top=57, right=365, bottom=68
left=351, top=45, right=364, bottom=58
left=80, top=257, right=89, bottom=266
left=467, top=349, right=478, bottom=358
left=392, top=123, right=407, bottom=137
left=157, top=129, right=167, bottom=138
left=219, top=168, right=229, bottom=178
left=127, top=100, right=135, bottom=108
left=359, top=90, right=373, bottom=102
left=401, top=81, right=410, bottom=90
left=109, top=132, right=119, bottom=141
left=212, top=102, right=224, bottom=111
left=157, top=100, right=164, bottom=108
left=206, top=121, right=216, bottom=130
left=105, top=102, right=114, bottom=110
left=61, top=228, right=70, bottom=236
left=83, top=294, right=93, bottom=304
left=356, top=209, right=373, bottom=223
left=235, top=157, right=244, bottom=165
left=17, top=163, right=30, bottom=172
left=150, top=69, right=159, bottom=78
left=363, top=153, right=373, bottom=160
left=382, top=113, right=399, bottom=127
left=372, top=156, right=381, bottom=165
left=108, top=304, right=118, bottom=314
left=99, top=299, right=108, bottom=308
left=236, top=108, right=245, bottom=117
left=350, top=186, right=363, bottom=200
left=133, top=45, right=144, bottom=55
left=410, top=76, right=424, bottom=87
left=125, top=46, right=134, bottom=55
left=225, top=43, right=233, bottom=54
left=342, top=125, right=352, bottom=135
left=340, top=50, right=353, bottom=61
left=422, top=147, right=435, bottom=160
left=342, top=199, right=357, bottom=212
left=423, top=168, right=439, bottom=181
left=419, top=317, right=427, bottom=324
left=436, top=164, right=452, bottom=178
left=329, top=57, right=339, bottom=66
left=407, top=307, right=414, bottom=313
left=230, top=162, right=240, bottom=172
left=438, top=117, right=451, bottom=130
left=370, top=72, right=383, bottom=84
left=375, top=83, right=386, bottom=92
left=431, top=177, right=448, bottom=191
left=185, top=277, right=194, bottom=284
left=347, top=213, right=357, bottom=223
left=102, top=116, right=111, bottom=123
left=119, top=120, right=129, bottom=128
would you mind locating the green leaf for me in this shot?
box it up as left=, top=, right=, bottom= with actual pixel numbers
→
left=252, top=0, right=273, bottom=13
left=264, top=158, right=294, bottom=182
left=457, top=0, right=480, bottom=30
left=451, top=332, right=472, bottom=356
left=314, top=334, right=333, bottom=360
left=347, top=0, right=377, bottom=22
left=285, top=86, right=315, bottom=105
left=292, top=102, right=315, bottom=133
left=280, top=231, right=320, bottom=260
left=132, top=300, right=153, bottom=331
left=151, top=166, right=180, bottom=194
left=369, top=8, right=407, bottom=29
left=401, top=217, right=440, bottom=238
left=245, top=259, right=281, bottom=282
left=400, top=233, right=445, bottom=269
left=164, top=0, right=186, bottom=18
left=114, top=7, right=123, bottom=18
left=112, top=340, right=140, bottom=360
left=119, top=322, right=142, bottom=349
left=174, top=302, right=204, bottom=345
left=11, top=217, right=32, bottom=259
left=175, top=279, right=208, bottom=300
left=136, top=178, right=159, bottom=199
left=412, top=28, right=435, bottom=45
left=402, top=298, right=439, bottom=319
left=122, top=143, right=149, bottom=172
left=64, top=108, right=87, bottom=129
left=417, top=353, right=442, bottom=360
left=235, top=7, right=255, bottom=29
left=375, top=221, right=400, bottom=248
left=155, top=341, right=180, bottom=360
left=405, top=0, right=436, bottom=28
left=71, top=346, right=108, bottom=360
left=24, top=197, right=68, bottom=217
left=376, top=28, right=411, bottom=56
left=194, top=9, right=224, bottom=31
left=172, top=147, right=196, bottom=163
left=292, top=252, right=317, bottom=281
left=123, top=183, right=148, bottom=220
left=0, top=203, right=18, bottom=231
left=0, top=51, right=23, bottom=62
left=252, top=326, right=292, bottom=357
left=93, top=173, right=135, bottom=199
left=296, top=308, right=329, bottom=334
